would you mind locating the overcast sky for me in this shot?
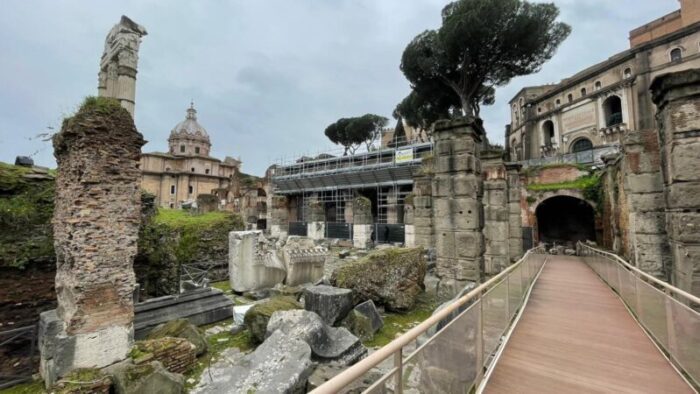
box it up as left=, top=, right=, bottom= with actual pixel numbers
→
left=0, top=0, right=678, bottom=175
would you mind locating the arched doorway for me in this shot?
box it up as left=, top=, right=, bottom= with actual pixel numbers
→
left=535, top=196, right=595, bottom=246
left=542, top=120, right=555, bottom=146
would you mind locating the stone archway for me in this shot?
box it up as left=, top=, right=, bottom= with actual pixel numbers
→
left=534, top=194, right=596, bottom=246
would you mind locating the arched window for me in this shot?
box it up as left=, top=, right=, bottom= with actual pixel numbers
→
left=567, top=93, right=573, bottom=103
left=595, top=81, right=601, bottom=90
left=623, top=68, right=632, bottom=78
left=603, top=95, right=623, bottom=126
left=537, top=107, right=542, bottom=113
left=670, top=48, right=682, bottom=62
left=180, top=145, right=185, bottom=153
left=195, top=146, right=200, bottom=155
left=580, top=87, right=587, bottom=97
left=542, top=120, right=555, bottom=146
left=571, top=138, right=593, bottom=153
left=555, top=99, right=561, bottom=107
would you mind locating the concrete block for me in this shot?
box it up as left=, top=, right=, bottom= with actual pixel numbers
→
left=436, top=232, right=456, bottom=259
left=485, top=240, right=509, bottom=255
left=456, top=232, right=483, bottom=258
left=670, top=243, right=700, bottom=295
left=484, top=206, right=508, bottom=221
left=628, top=192, right=665, bottom=212
left=487, top=189, right=507, bottom=206
left=453, top=175, right=481, bottom=197
left=667, top=212, right=700, bottom=243
left=352, top=224, right=372, bottom=249
left=632, top=212, right=666, bottom=234
left=666, top=182, right=700, bottom=209
left=625, top=173, right=663, bottom=194
left=404, top=224, right=416, bottom=247
left=669, top=141, right=700, bottom=182
left=307, top=222, right=325, bottom=240
left=229, top=230, right=286, bottom=292
left=451, top=138, right=477, bottom=154
left=413, top=196, right=432, bottom=208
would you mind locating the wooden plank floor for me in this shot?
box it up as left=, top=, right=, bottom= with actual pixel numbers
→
left=484, top=255, right=693, bottom=394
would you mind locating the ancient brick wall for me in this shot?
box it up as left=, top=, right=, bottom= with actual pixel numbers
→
left=132, top=337, right=196, bottom=374
left=52, top=98, right=145, bottom=334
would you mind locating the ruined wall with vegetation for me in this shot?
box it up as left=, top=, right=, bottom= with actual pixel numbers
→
left=0, top=162, right=57, bottom=327
left=135, top=206, right=245, bottom=298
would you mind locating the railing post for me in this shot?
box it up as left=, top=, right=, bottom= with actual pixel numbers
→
left=475, top=293, right=484, bottom=385
left=505, top=275, right=510, bottom=320
left=664, top=288, right=678, bottom=358
left=394, top=348, right=403, bottom=394
left=634, top=271, right=643, bottom=320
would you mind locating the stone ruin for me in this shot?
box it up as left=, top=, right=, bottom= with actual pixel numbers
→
left=229, top=231, right=329, bottom=292
left=38, top=16, right=147, bottom=387
left=97, top=16, right=147, bottom=117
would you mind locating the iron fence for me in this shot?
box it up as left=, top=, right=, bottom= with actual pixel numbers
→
left=578, top=242, right=700, bottom=389
left=325, top=222, right=353, bottom=240
left=0, top=325, right=37, bottom=389
left=374, top=224, right=405, bottom=244
left=288, top=221, right=308, bottom=236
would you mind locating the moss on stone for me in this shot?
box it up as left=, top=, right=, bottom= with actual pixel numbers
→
left=244, top=296, right=302, bottom=343
left=184, top=328, right=254, bottom=390
left=363, top=292, right=436, bottom=348
left=0, top=162, right=55, bottom=269
left=0, top=379, right=46, bottom=394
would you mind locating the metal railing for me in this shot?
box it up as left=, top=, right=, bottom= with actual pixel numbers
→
left=0, top=325, right=37, bottom=389
left=517, top=144, right=620, bottom=168
left=578, top=242, right=700, bottom=388
left=312, top=246, right=547, bottom=393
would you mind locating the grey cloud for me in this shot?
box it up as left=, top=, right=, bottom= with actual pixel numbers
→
left=0, top=0, right=678, bottom=175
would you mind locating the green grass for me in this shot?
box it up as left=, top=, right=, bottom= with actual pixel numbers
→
left=210, top=280, right=232, bottom=294
left=363, top=292, right=437, bottom=348
left=526, top=174, right=599, bottom=192
left=184, top=328, right=254, bottom=391
left=153, top=208, right=237, bottom=229
left=0, top=380, right=45, bottom=394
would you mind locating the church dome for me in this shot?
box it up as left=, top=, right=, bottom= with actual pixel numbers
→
left=169, top=103, right=210, bottom=143
left=168, top=102, right=212, bottom=156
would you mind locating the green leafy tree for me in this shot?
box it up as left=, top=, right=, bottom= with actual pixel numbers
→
left=324, top=114, right=388, bottom=154
left=396, top=0, right=570, bottom=126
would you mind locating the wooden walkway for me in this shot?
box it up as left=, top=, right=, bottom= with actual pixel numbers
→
left=484, top=256, right=693, bottom=394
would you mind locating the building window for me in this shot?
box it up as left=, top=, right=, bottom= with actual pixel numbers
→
left=670, top=47, right=682, bottom=62
left=165, top=167, right=170, bottom=172
left=537, top=107, right=542, bottom=113
left=180, top=145, right=185, bottom=153
left=623, top=68, right=632, bottom=78
left=205, top=168, right=210, bottom=174
left=595, top=81, right=601, bottom=91
left=567, top=93, right=573, bottom=103
left=555, top=99, right=561, bottom=107
left=603, top=95, right=623, bottom=127
left=191, top=167, right=195, bottom=172
left=169, top=203, right=174, bottom=208
left=188, top=185, right=193, bottom=194
left=170, top=185, right=175, bottom=195
left=580, top=87, right=587, bottom=96
left=542, top=120, right=555, bottom=146
left=571, top=138, right=593, bottom=153
left=195, top=147, right=200, bottom=155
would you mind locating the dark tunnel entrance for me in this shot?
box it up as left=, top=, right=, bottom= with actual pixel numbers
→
left=535, top=195, right=595, bottom=246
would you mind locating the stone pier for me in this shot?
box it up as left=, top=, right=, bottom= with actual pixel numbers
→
left=307, top=198, right=325, bottom=240
left=650, top=69, right=700, bottom=296
left=97, top=16, right=147, bottom=117
left=505, top=163, right=523, bottom=261
left=412, top=170, right=434, bottom=250
left=39, top=98, right=145, bottom=386
left=621, top=129, right=669, bottom=279
left=482, top=151, right=510, bottom=275
left=270, top=195, right=289, bottom=238
left=352, top=196, right=373, bottom=249
left=432, top=118, right=484, bottom=297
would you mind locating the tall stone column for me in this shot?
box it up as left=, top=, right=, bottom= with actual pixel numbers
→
left=482, top=151, right=509, bottom=275
left=432, top=118, right=484, bottom=298
left=39, top=98, right=145, bottom=386
left=352, top=196, right=373, bottom=249
left=98, top=16, right=147, bottom=117
left=650, top=70, right=700, bottom=296
left=505, top=163, right=523, bottom=261
left=621, top=129, right=669, bottom=279
left=270, top=195, right=289, bottom=238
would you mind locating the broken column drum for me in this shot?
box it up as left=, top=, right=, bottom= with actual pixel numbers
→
left=432, top=118, right=485, bottom=286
